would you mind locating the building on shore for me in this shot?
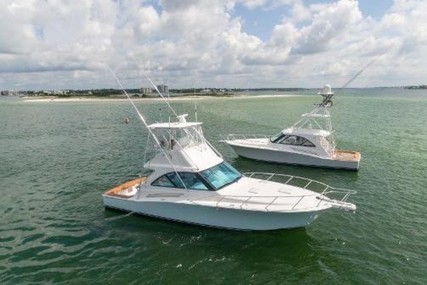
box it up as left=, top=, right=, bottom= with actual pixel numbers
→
left=157, top=84, right=168, bottom=94
left=1, top=90, right=20, bottom=96
left=140, top=87, right=153, bottom=95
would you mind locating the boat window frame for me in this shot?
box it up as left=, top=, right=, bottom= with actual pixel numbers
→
left=151, top=174, right=176, bottom=188
left=273, top=134, right=315, bottom=147
left=151, top=171, right=213, bottom=191
left=270, top=132, right=285, bottom=143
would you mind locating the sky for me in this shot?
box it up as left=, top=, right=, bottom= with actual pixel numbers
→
left=0, top=0, right=426, bottom=90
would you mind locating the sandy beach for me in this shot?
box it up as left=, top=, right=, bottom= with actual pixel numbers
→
left=22, top=94, right=299, bottom=103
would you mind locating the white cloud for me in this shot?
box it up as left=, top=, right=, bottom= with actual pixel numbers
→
left=291, top=1, right=362, bottom=55
left=0, top=0, right=116, bottom=74
left=0, top=0, right=427, bottom=89
left=0, top=1, right=38, bottom=54
left=238, top=0, right=268, bottom=9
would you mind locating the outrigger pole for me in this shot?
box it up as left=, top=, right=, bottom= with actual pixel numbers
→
left=140, top=70, right=223, bottom=158
left=108, top=67, right=188, bottom=189
left=340, top=55, right=380, bottom=89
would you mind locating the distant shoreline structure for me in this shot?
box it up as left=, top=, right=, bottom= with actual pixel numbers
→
left=2, top=85, right=425, bottom=99
left=404, top=85, right=427, bottom=90
left=13, top=87, right=311, bottom=98
left=22, top=94, right=300, bottom=103
left=18, top=87, right=310, bottom=100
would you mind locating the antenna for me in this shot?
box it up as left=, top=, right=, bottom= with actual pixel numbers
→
left=318, top=84, right=334, bottom=107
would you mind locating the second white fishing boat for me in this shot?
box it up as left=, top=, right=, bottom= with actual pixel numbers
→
left=223, top=85, right=361, bottom=170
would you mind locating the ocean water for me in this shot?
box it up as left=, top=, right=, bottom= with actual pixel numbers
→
left=1, top=88, right=426, bottom=284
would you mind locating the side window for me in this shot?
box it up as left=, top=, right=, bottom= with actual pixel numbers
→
left=166, top=173, right=185, bottom=188
left=278, top=135, right=315, bottom=147
left=152, top=175, right=175, bottom=187
left=152, top=172, right=209, bottom=190
left=281, top=135, right=297, bottom=145
left=301, top=139, right=315, bottom=147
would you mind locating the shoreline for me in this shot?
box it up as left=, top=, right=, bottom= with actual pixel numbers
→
left=22, top=94, right=300, bottom=103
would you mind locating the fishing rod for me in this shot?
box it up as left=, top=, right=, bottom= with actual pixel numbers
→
left=319, top=55, right=381, bottom=108
left=108, top=67, right=189, bottom=189
left=339, top=55, right=380, bottom=89
left=109, top=67, right=151, bottom=128
left=142, top=73, right=178, bottom=118
left=140, top=71, right=207, bottom=165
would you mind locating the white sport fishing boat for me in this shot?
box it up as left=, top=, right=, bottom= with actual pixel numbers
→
left=103, top=81, right=356, bottom=230
left=223, top=85, right=361, bottom=170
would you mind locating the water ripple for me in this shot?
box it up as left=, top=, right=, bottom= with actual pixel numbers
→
left=1, top=94, right=426, bottom=284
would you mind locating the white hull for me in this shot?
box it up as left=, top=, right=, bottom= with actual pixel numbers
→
left=100, top=85, right=357, bottom=232
left=224, top=85, right=362, bottom=170
left=228, top=142, right=360, bottom=170
left=103, top=196, right=323, bottom=231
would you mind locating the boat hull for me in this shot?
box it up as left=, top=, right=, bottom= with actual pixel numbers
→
left=228, top=142, right=360, bottom=170
left=103, top=195, right=322, bottom=231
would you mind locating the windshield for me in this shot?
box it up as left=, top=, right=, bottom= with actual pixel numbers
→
left=200, top=162, right=242, bottom=190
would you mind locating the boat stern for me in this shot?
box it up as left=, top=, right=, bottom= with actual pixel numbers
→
left=332, top=150, right=361, bottom=170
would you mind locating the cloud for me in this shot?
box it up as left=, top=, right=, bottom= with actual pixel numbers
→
left=290, top=1, right=362, bottom=55
left=0, top=0, right=116, bottom=74
left=238, top=0, right=268, bottom=9
left=0, top=1, right=38, bottom=54
left=0, top=0, right=427, bottom=89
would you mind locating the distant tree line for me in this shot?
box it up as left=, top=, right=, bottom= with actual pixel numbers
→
left=24, top=89, right=141, bottom=97
left=170, top=88, right=308, bottom=93
left=405, top=85, right=427, bottom=89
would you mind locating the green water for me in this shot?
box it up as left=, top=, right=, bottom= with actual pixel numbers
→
left=1, top=88, right=426, bottom=284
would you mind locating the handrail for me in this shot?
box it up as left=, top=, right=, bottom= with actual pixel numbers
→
left=265, top=196, right=278, bottom=210
left=186, top=172, right=356, bottom=212
left=220, top=134, right=270, bottom=141
left=245, top=172, right=330, bottom=189
left=188, top=192, right=354, bottom=212
left=291, top=196, right=305, bottom=210
left=245, top=172, right=356, bottom=209
left=191, top=193, right=319, bottom=212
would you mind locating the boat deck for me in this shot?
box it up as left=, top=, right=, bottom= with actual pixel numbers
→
left=104, top=177, right=147, bottom=198
left=333, top=150, right=361, bottom=162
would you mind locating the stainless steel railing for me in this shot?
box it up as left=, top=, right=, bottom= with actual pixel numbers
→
left=187, top=172, right=356, bottom=212
left=220, top=134, right=270, bottom=141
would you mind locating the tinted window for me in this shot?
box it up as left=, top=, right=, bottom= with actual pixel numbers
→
left=166, top=172, right=185, bottom=188
left=152, top=175, right=175, bottom=187
left=152, top=172, right=209, bottom=190
left=276, top=135, right=315, bottom=147
left=174, top=172, right=208, bottom=190
left=200, top=162, right=242, bottom=190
